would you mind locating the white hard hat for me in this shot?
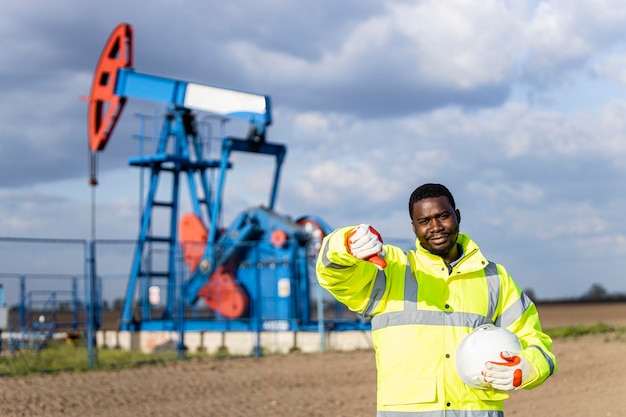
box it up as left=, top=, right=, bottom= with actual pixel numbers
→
left=455, top=323, right=522, bottom=389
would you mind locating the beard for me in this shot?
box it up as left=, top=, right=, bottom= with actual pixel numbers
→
left=425, top=236, right=458, bottom=257
left=420, top=225, right=460, bottom=258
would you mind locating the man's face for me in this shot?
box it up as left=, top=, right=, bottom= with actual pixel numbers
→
left=411, top=196, right=460, bottom=258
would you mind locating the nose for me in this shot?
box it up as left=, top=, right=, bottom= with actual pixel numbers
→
left=430, top=218, right=444, bottom=232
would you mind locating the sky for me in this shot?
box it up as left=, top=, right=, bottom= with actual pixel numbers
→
left=2, top=0, right=626, bottom=303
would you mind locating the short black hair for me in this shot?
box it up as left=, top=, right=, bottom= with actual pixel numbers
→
left=408, top=183, right=456, bottom=219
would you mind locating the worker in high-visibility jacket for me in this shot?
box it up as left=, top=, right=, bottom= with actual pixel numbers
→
left=316, top=183, right=557, bottom=417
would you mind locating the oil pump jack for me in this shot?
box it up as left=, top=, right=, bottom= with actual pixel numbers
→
left=86, top=23, right=345, bottom=332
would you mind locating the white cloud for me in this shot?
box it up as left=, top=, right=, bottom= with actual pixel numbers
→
left=387, top=0, right=521, bottom=88
left=467, top=180, right=544, bottom=205
left=575, top=233, right=626, bottom=258
left=522, top=0, right=626, bottom=84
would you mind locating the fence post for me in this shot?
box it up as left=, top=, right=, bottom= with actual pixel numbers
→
left=72, top=277, right=79, bottom=331
left=317, top=281, right=325, bottom=352
left=176, top=243, right=185, bottom=360
left=255, top=245, right=262, bottom=358
left=19, top=276, right=26, bottom=328
left=86, top=240, right=98, bottom=369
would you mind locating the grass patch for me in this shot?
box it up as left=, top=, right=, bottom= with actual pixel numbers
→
left=545, top=322, right=626, bottom=340
left=0, top=342, right=196, bottom=377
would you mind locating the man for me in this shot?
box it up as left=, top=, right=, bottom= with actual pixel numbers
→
left=316, top=183, right=557, bottom=417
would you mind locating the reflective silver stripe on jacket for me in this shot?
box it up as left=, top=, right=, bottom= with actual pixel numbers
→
left=529, top=344, right=556, bottom=376
left=371, top=261, right=501, bottom=331
left=363, top=268, right=387, bottom=317
left=484, top=262, right=500, bottom=321
left=378, top=410, right=503, bottom=417
left=320, top=241, right=351, bottom=269
left=495, top=291, right=531, bottom=328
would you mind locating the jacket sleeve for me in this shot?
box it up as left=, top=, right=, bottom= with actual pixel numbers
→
left=315, top=225, right=383, bottom=314
left=497, top=264, right=558, bottom=390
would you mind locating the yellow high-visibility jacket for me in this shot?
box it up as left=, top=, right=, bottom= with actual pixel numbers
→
left=316, top=227, right=557, bottom=417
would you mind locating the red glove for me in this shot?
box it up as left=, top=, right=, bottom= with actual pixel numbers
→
left=483, top=351, right=536, bottom=391
left=346, top=224, right=387, bottom=270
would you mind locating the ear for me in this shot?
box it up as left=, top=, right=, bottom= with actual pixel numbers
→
left=455, top=209, right=461, bottom=224
left=411, top=220, right=418, bottom=236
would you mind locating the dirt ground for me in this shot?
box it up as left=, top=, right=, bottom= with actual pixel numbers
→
left=0, top=302, right=625, bottom=417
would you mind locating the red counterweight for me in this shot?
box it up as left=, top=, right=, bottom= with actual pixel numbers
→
left=88, top=23, right=134, bottom=153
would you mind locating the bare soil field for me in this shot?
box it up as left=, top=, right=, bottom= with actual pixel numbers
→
left=0, top=302, right=625, bottom=417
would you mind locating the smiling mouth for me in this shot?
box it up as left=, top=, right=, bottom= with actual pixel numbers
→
left=429, top=235, right=448, bottom=244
